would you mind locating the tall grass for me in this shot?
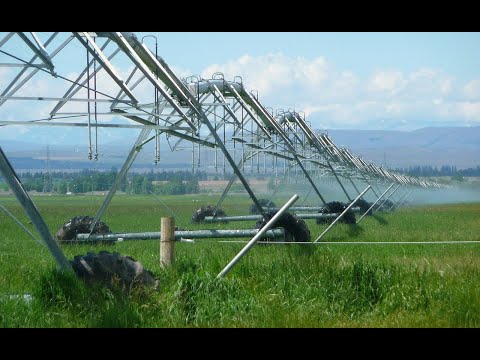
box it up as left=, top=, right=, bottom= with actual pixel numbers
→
left=0, top=194, right=479, bottom=327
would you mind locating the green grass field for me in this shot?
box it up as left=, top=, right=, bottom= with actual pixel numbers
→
left=0, top=194, right=479, bottom=327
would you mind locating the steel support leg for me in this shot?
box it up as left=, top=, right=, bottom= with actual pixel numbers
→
left=373, top=184, right=401, bottom=214
left=0, top=147, right=71, bottom=271
left=356, top=183, right=394, bottom=224
left=314, top=185, right=372, bottom=242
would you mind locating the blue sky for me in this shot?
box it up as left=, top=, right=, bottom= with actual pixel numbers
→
left=143, top=32, right=480, bottom=131
left=140, top=32, right=480, bottom=82
left=1, top=32, right=480, bottom=146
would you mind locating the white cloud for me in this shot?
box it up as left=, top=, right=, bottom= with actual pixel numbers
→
left=171, top=64, right=194, bottom=80
left=201, top=53, right=329, bottom=96
left=368, top=70, right=405, bottom=94
left=464, top=79, right=480, bottom=100
left=198, top=55, right=480, bottom=129
left=384, top=102, right=404, bottom=116
left=330, top=71, right=359, bottom=98
left=459, top=101, right=480, bottom=120
left=440, top=79, right=453, bottom=95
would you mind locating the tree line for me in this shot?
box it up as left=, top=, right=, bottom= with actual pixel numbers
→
left=2, top=164, right=479, bottom=194
left=394, top=165, right=480, bottom=178
left=18, top=168, right=209, bottom=195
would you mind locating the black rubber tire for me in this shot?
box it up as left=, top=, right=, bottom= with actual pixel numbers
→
left=249, top=199, right=277, bottom=215
left=255, top=211, right=311, bottom=243
left=70, top=251, right=159, bottom=290
left=351, top=198, right=373, bottom=216
left=316, top=201, right=356, bottom=225
left=55, top=216, right=112, bottom=243
left=382, top=200, right=396, bottom=211
left=372, top=199, right=395, bottom=212
left=191, top=205, right=227, bottom=223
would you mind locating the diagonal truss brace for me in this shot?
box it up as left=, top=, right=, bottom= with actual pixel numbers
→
left=16, top=32, right=55, bottom=73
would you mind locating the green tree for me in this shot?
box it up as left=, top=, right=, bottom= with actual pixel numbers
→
left=56, top=181, right=67, bottom=194
left=185, top=178, right=199, bottom=194
left=451, top=173, right=464, bottom=182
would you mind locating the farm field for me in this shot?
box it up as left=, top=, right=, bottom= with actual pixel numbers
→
left=0, top=194, right=479, bottom=327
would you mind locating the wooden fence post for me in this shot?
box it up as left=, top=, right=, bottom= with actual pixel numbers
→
left=160, top=217, right=175, bottom=268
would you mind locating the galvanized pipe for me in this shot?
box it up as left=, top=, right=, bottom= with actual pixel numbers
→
left=356, top=183, right=395, bottom=224
left=149, top=191, right=183, bottom=228
left=1, top=32, right=444, bottom=191
left=0, top=121, right=188, bottom=130
left=212, top=146, right=268, bottom=216
left=314, top=185, right=372, bottom=243
left=103, top=32, right=197, bottom=131
left=288, top=213, right=339, bottom=220
left=1, top=33, right=60, bottom=107
left=393, top=191, right=409, bottom=209
left=0, top=148, right=71, bottom=271
left=373, top=184, right=401, bottom=214
left=288, top=113, right=361, bottom=201
left=0, top=203, right=43, bottom=246
left=268, top=206, right=325, bottom=212
left=349, top=176, right=362, bottom=196
left=204, top=212, right=339, bottom=223
left=269, top=206, right=360, bottom=212
left=397, top=189, right=414, bottom=208
left=205, top=215, right=262, bottom=222
left=247, top=95, right=328, bottom=205
left=405, top=195, right=415, bottom=206
left=76, top=228, right=286, bottom=242
left=217, top=194, right=299, bottom=278
left=170, top=83, right=268, bottom=220
left=389, top=190, right=409, bottom=211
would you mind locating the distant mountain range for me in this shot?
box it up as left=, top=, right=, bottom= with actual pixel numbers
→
left=327, top=126, right=480, bottom=169
left=1, top=126, right=479, bottom=171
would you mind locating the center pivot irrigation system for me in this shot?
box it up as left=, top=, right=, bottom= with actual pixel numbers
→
left=0, top=32, right=446, bottom=271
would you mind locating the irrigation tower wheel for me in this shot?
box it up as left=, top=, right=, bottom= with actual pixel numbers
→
left=351, top=198, right=373, bottom=216
left=255, top=211, right=311, bottom=243
left=249, top=199, right=277, bottom=214
left=191, top=205, right=228, bottom=223
left=55, top=216, right=112, bottom=243
left=316, top=201, right=356, bottom=225
left=70, top=251, right=159, bottom=290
